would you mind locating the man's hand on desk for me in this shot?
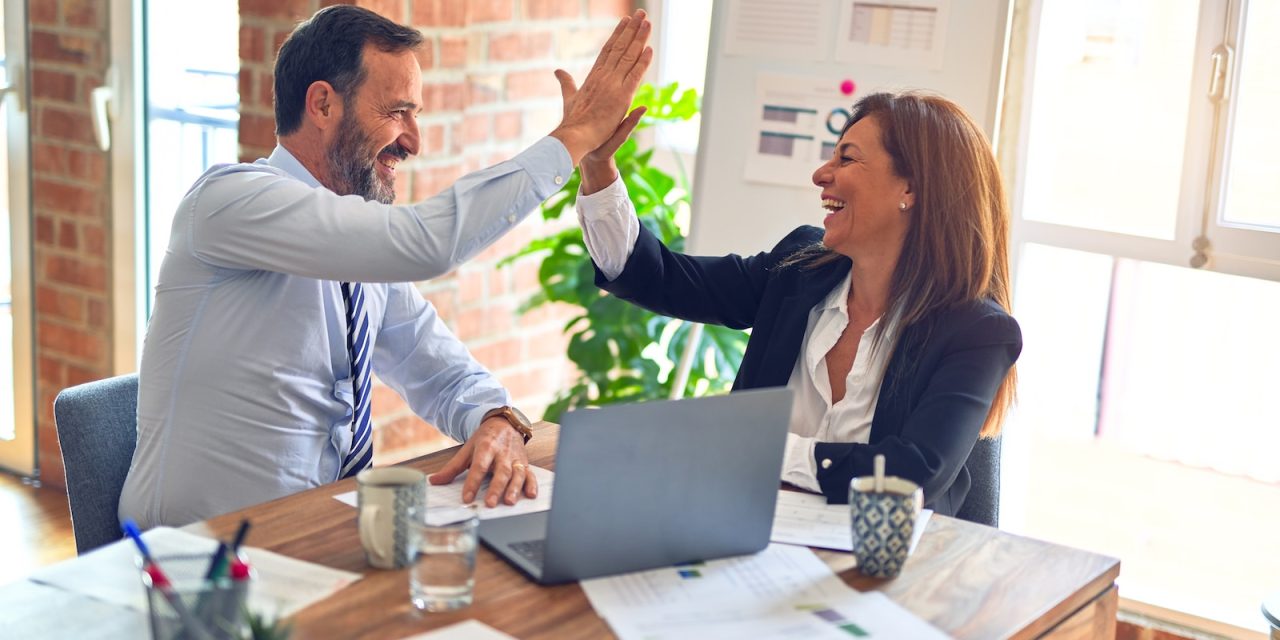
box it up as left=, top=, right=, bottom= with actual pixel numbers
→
left=429, top=417, right=539, bottom=507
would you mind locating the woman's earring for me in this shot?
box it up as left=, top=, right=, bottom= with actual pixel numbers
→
left=899, top=202, right=908, bottom=212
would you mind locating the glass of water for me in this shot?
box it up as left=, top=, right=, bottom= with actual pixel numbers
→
left=408, top=504, right=479, bottom=612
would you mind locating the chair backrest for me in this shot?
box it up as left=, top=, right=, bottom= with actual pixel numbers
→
left=53, top=373, right=139, bottom=554
left=955, top=436, right=1001, bottom=527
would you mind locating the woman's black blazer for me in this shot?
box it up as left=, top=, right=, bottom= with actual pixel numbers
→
left=594, top=224, right=1022, bottom=516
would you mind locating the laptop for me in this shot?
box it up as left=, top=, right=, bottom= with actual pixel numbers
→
left=479, top=387, right=794, bottom=584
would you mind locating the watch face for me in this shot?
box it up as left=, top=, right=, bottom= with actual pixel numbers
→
left=510, top=406, right=531, bottom=426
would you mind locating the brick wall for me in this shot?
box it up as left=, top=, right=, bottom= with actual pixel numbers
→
left=239, top=0, right=633, bottom=462
left=31, top=0, right=114, bottom=488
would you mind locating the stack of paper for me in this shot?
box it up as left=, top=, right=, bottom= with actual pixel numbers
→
left=771, top=490, right=932, bottom=553
left=29, top=526, right=360, bottom=618
left=581, top=544, right=947, bottom=639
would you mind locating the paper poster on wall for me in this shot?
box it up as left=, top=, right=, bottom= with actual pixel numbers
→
left=744, top=73, right=852, bottom=188
left=834, top=0, right=950, bottom=70
left=723, top=0, right=835, bottom=61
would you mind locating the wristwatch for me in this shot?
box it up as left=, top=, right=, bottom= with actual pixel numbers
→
left=484, top=405, right=534, bottom=444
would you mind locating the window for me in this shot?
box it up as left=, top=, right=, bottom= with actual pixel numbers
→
left=1002, top=0, right=1279, bottom=633
left=653, top=0, right=713, bottom=155
left=0, top=0, right=34, bottom=475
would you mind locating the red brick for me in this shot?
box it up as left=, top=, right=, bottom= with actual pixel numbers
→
left=82, top=224, right=106, bottom=258
left=239, top=68, right=256, bottom=105
left=470, top=337, right=524, bottom=370
left=65, top=363, right=101, bottom=388
left=76, top=150, right=108, bottom=183
left=422, top=290, right=457, bottom=321
left=33, top=143, right=68, bottom=175
left=30, top=0, right=57, bottom=25
left=65, top=0, right=102, bottom=28
left=462, top=113, right=491, bottom=145
left=527, top=327, right=570, bottom=360
left=489, top=31, right=553, bottom=62
left=494, top=110, right=522, bottom=141
left=422, top=82, right=466, bottom=112
left=38, top=356, right=66, bottom=386
left=525, top=0, right=580, bottom=20
left=352, top=0, right=405, bottom=23
left=556, top=26, right=614, bottom=60
left=36, top=286, right=85, bottom=324
left=38, top=321, right=105, bottom=362
left=454, top=300, right=515, bottom=340
left=421, top=123, right=446, bottom=154
left=35, top=215, right=56, bottom=244
left=371, top=383, right=403, bottom=413
left=414, top=43, right=435, bottom=70
left=87, top=299, right=107, bottom=328
left=38, top=442, right=67, bottom=491
left=271, top=30, right=291, bottom=60
left=240, top=25, right=266, bottom=64
left=373, top=415, right=454, bottom=460
left=43, top=255, right=107, bottom=292
left=34, top=178, right=99, bottom=216
left=440, top=36, right=467, bottom=68
left=58, top=220, right=78, bottom=250
left=38, top=106, right=98, bottom=146
left=258, top=73, right=275, bottom=110
left=410, top=0, right=462, bottom=26
left=32, top=69, right=78, bottom=102
left=457, top=269, right=487, bottom=305
left=588, top=0, right=631, bottom=18
left=411, top=164, right=463, bottom=200
left=239, top=112, right=278, bottom=149
left=505, top=68, right=559, bottom=100
left=469, top=0, right=514, bottom=23
left=499, top=369, right=561, bottom=409
left=30, top=30, right=102, bottom=67
left=239, top=0, right=316, bottom=21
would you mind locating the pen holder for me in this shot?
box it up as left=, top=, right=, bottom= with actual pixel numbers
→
left=139, top=553, right=253, bottom=640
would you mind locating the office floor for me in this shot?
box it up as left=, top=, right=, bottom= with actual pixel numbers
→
left=0, top=473, right=75, bottom=586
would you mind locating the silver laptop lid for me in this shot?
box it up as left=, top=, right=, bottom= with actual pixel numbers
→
left=540, top=387, right=794, bottom=583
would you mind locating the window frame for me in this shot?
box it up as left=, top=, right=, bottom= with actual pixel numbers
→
left=0, top=0, right=35, bottom=476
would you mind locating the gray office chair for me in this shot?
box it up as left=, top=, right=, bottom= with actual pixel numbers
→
left=955, top=436, right=1001, bottom=528
left=53, top=373, right=139, bottom=554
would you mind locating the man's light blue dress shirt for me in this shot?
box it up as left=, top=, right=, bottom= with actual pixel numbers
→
left=119, top=138, right=571, bottom=528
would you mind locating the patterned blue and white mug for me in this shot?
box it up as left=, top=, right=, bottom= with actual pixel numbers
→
left=357, top=467, right=426, bottom=569
left=848, top=475, right=923, bottom=578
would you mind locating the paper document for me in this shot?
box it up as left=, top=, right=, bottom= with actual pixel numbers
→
left=0, top=579, right=149, bottom=637
left=334, top=465, right=554, bottom=521
left=772, top=490, right=932, bottom=554
left=402, top=620, right=517, bottom=639
left=723, top=0, right=835, bottom=61
left=29, top=526, right=360, bottom=618
left=581, top=543, right=947, bottom=639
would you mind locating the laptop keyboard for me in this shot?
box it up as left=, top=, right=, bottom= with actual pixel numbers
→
left=509, top=539, right=546, bottom=569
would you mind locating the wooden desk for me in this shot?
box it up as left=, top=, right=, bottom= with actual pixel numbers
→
left=196, top=422, right=1120, bottom=639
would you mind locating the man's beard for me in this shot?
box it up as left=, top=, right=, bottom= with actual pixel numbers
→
left=325, top=111, right=407, bottom=205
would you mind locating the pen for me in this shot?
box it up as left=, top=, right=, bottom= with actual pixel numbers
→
left=202, top=542, right=230, bottom=581
left=230, top=519, right=251, bottom=552
left=122, top=520, right=217, bottom=640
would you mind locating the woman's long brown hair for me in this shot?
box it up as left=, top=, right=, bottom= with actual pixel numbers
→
left=783, top=91, right=1016, bottom=437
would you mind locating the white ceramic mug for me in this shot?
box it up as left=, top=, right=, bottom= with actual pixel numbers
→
left=356, top=468, right=426, bottom=569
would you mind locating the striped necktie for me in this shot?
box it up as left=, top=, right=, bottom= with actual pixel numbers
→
left=340, top=282, right=373, bottom=479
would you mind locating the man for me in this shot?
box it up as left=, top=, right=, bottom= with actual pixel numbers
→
left=119, top=5, right=652, bottom=528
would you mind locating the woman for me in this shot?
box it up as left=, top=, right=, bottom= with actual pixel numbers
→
left=576, top=92, right=1020, bottom=518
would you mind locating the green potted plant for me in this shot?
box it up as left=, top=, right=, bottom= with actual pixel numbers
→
left=501, top=83, right=748, bottom=421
